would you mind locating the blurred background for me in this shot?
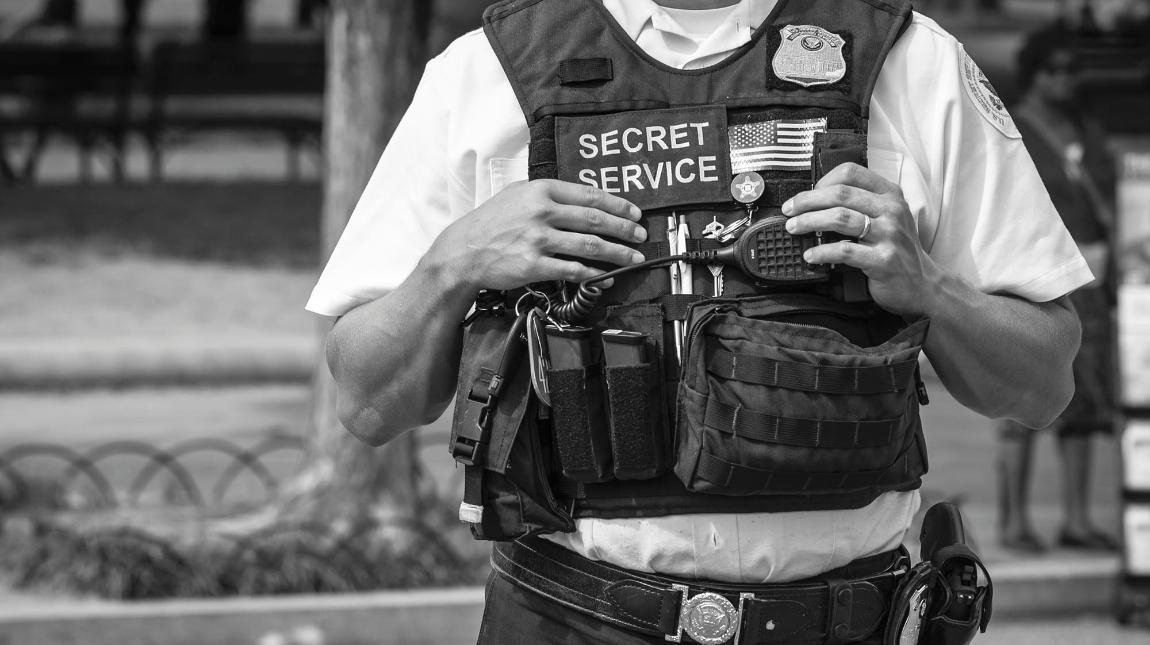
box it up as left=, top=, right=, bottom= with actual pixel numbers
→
left=1, top=1, right=1149, bottom=644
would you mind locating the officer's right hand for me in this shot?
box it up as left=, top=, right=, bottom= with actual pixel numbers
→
left=426, top=179, right=647, bottom=291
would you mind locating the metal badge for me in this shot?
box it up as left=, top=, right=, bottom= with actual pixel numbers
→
left=730, top=171, right=765, bottom=204
left=772, top=25, right=846, bottom=87
left=898, top=583, right=932, bottom=645
left=680, top=592, right=739, bottom=645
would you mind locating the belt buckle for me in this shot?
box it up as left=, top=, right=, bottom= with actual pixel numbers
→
left=666, top=584, right=746, bottom=645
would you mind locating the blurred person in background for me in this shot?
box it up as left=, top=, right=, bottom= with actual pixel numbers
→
left=995, top=33, right=1119, bottom=553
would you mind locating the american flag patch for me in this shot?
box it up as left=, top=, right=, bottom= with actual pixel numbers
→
left=728, top=117, right=827, bottom=172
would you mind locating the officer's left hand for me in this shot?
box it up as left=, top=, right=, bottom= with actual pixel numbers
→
left=782, top=162, right=937, bottom=316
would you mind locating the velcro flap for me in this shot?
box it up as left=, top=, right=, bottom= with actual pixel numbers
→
left=558, top=57, right=613, bottom=84
left=555, top=105, right=732, bottom=211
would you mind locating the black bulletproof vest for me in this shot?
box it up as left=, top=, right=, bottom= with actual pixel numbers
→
left=451, top=0, right=929, bottom=541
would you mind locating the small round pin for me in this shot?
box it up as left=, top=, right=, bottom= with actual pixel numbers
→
left=730, top=171, right=765, bottom=204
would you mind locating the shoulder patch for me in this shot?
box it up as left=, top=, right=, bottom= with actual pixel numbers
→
left=960, top=49, right=1019, bottom=139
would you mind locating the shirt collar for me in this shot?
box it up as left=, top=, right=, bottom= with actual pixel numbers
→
left=603, top=0, right=776, bottom=43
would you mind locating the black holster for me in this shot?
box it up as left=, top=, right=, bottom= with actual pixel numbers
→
left=886, top=502, right=993, bottom=645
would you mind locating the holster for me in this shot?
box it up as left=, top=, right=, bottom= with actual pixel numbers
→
left=885, top=502, right=993, bottom=645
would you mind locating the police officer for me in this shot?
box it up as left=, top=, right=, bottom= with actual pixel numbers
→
left=309, top=1, right=1088, bottom=643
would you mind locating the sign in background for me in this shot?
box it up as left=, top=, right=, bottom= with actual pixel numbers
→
left=1117, top=142, right=1150, bottom=609
left=1118, top=146, right=1150, bottom=408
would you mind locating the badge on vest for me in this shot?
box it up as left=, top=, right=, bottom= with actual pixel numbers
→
left=554, top=106, right=732, bottom=211
left=772, top=25, right=847, bottom=87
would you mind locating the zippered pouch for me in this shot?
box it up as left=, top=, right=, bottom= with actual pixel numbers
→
left=673, top=294, right=929, bottom=496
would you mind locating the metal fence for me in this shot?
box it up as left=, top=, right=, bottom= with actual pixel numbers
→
left=0, top=438, right=482, bottom=598
left=0, top=436, right=306, bottom=512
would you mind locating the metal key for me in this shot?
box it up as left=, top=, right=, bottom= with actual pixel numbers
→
left=702, top=216, right=724, bottom=239
left=701, top=217, right=733, bottom=297
left=717, top=214, right=751, bottom=242
left=708, top=263, right=724, bottom=297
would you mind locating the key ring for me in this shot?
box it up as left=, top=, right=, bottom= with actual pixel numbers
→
left=516, top=287, right=552, bottom=318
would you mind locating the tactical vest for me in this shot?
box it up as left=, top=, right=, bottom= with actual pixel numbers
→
left=451, top=0, right=931, bottom=542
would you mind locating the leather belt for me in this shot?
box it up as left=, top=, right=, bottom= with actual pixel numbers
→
left=492, top=536, right=909, bottom=645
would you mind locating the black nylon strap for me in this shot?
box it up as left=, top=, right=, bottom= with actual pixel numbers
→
left=705, top=398, right=898, bottom=449
left=695, top=450, right=898, bottom=493
left=558, top=57, right=613, bottom=84
left=662, top=294, right=704, bottom=322
left=684, top=237, right=723, bottom=252
left=635, top=238, right=721, bottom=262
left=707, top=350, right=917, bottom=394
left=635, top=240, right=670, bottom=260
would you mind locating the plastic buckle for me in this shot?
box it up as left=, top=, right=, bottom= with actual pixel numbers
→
left=450, top=392, right=494, bottom=467
left=666, top=584, right=740, bottom=645
left=451, top=437, right=480, bottom=466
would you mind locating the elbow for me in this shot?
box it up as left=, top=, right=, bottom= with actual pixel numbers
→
left=1007, top=369, right=1075, bottom=429
left=336, top=394, right=393, bottom=447
left=333, top=380, right=440, bottom=447
left=1004, top=302, right=1082, bottom=429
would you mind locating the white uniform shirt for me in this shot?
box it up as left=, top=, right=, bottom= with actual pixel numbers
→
left=307, top=0, right=1092, bottom=583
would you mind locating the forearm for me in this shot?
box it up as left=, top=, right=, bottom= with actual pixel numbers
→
left=921, top=265, right=1081, bottom=428
left=325, top=254, right=475, bottom=446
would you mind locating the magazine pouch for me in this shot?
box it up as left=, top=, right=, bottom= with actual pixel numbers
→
left=674, top=294, right=928, bottom=495
left=602, top=303, right=670, bottom=480
left=547, top=357, right=614, bottom=483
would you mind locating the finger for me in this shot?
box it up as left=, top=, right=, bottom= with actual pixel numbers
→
left=813, top=161, right=898, bottom=194
left=549, top=204, right=648, bottom=243
left=546, top=231, right=645, bottom=267
left=534, top=257, right=607, bottom=283
left=785, top=206, right=873, bottom=238
left=803, top=239, right=878, bottom=269
left=783, top=183, right=887, bottom=219
left=544, top=180, right=643, bottom=221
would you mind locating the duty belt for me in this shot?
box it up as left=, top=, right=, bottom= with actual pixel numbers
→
left=492, top=536, right=909, bottom=645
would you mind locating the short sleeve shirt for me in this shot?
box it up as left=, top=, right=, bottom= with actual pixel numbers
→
left=306, top=1, right=1092, bottom=583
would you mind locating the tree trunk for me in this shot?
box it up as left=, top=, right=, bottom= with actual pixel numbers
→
left=38, top=0, right=77, bottom=27
left=202, top=0, right=249, bottom=42
left=280, top=0, right=434, bottom=527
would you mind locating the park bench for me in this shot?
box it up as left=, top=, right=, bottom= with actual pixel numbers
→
left=0, top=41, right=136, bottom=183
left=142, top=38, right=325, bottom=181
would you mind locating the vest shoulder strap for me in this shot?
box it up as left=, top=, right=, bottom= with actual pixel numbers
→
left=483, top=0, right=913, bottom=124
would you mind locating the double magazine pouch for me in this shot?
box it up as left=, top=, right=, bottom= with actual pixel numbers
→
left=546, top=331, right=613, bottom=483
left=546, top=304, right=669, bottom=482
left=674, top=294, right=929, bottom=496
